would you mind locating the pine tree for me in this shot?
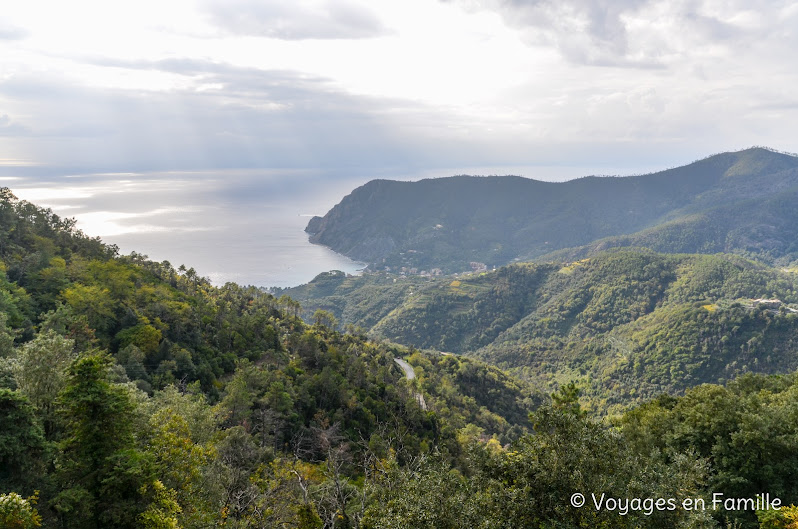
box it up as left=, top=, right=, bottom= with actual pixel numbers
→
left=52, top=352, right=153, bottom=529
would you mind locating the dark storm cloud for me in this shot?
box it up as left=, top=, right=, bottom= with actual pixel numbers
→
left=200, top=0, right=389, bottom=40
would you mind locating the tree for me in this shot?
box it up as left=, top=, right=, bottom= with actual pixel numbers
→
left=116, top=321, right=163, bottom=358
left=361, top=453, right=479, bottom=529
left=0, top=312, right=15, bottom=358
left=52, top=352, right=153, bottom=529
left=0, top=492, right=42, bottom=529
left=0, top=389, right=45, bottom=493
left=551, top=380, right=584, bottom=416
left=13, top=330, right=76, bottom=437
left=758, top=505, right=798, bottom=529
left=138, top=481, right=182, bottom=529
left=38, top=303, right=99, bottom=353
left=145, top=407, right=213, bottom=528
left=313, top=310, right=338, bottom=332
left=61, top=284, right=116, bottom=337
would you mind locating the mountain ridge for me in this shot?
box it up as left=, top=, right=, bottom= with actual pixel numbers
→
left=306, top=147, right=798, bottom=272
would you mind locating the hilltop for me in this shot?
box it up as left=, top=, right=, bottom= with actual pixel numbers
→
left=306, top=147, right=798, bottom=272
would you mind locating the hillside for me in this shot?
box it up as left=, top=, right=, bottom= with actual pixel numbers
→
left=0, top=188, right=542, bottom=527
left=306, top=147, right=798, bottom=272
left=282, top=250, right=798, bottom=413
left=7, top=189, right=798, bottom=528
left=538, top=186, right=798, bottom=263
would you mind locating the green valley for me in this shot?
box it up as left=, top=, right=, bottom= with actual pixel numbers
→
left=282, top=250, right=798, bottom=414
left=5, top=166, right=798, bottom=528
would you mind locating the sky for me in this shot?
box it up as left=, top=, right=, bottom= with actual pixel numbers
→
left=1, top=0, right=798, bottom=285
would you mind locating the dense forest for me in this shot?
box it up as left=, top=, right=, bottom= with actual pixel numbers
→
left=4, top=188, right=798, bottom=528
left=0, top=189, right=540, bottom=527
left=282, top=250, right=798, bottom=413
left=306, top=148, right=798, bottom=272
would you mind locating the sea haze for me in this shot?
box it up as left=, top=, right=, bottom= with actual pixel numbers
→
left=6, top=163, right=659, bottom=288
left=9, top=169, right=368, bottom=288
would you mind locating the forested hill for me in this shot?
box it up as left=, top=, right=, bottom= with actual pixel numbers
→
left=282, top=250, right=798, bottom=413
left=306, top=147, right=798, bottom=272
left=0, top=188, right=543, bottom=528
left=7, top=190, right=798, bottom=529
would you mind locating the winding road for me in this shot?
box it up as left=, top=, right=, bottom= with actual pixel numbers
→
left=394, top=357, right=426, bottom=409
left=393, top=358, right=416, bottom=380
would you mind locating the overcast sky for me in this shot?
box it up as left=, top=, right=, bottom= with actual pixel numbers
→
left=1, top=0, right=798, bottom=286
left=3, top=0, right=797, bottom=179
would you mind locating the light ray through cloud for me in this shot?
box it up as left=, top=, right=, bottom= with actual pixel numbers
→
left=1, top=0, right=797, bottom=285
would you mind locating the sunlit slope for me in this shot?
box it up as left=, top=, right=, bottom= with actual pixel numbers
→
left=284, top=250, right=798, bottom=412
left=0, top=188, right=542, bottom=441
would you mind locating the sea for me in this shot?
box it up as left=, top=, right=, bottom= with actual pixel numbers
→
left=8, top=169, right=369, bottom=288
left=5, top=163, right=651, bottom=288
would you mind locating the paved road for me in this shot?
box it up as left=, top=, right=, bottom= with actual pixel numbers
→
left=394, top=358, right=427, bottom=409
left=394, top=358, right=416, bottom=380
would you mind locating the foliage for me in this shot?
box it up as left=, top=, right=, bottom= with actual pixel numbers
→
left=0, top=390, right=45, bottom=493
left=363, top=405, right=715, bottom=528
left=0, top=492, right=42, bottom=528
left=13, top=330, right=76, bottom=436
left=621, top=374, right=798, bottom=528
left=6, top=183, right=798, bottom=528
left=52, top=353, right=153, bottom=529
left=138, top=481, right=182, bottom=529
left=286, top=250, right=798, bottom=413
left=758, top=505, right=798, bottom=529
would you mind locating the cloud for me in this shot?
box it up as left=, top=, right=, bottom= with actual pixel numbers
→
left=200, top=0, right=389, bottom=40
left=3, top=1, right=798, bottom=182
left=0, top=62, right=441, bottom=173
left=503, top=0, right=648, bottom=65
left=3, top=46, right=798, bottom=183
left=0, top=19, right=28, bottom=40
left=445, top=0, right=792, bottom=68
left=0, top=114, right=31, bottom=136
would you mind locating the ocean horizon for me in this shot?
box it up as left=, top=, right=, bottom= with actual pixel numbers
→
left=8, top=169, right=368, bottom=289
left=5, top=163, right=642, bottom=288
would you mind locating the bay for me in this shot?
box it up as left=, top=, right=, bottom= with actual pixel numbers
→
left=10, top=169, right=367, bottom=288
left=5, top=163, right=642, bottom=288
